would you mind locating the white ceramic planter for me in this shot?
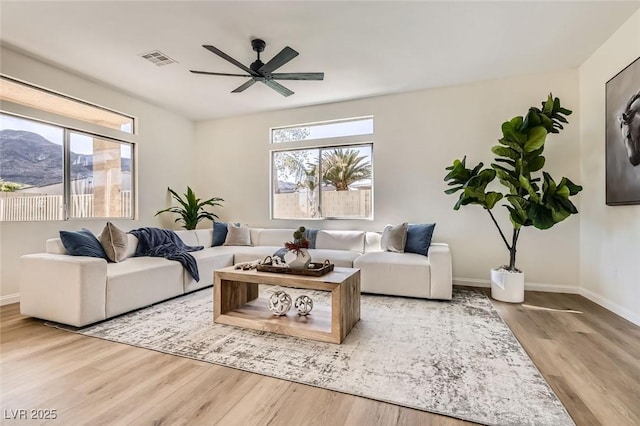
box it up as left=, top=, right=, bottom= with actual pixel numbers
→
left=490, top=268, right=524, bottom=303
left=288, top=248, right=311, bottom=270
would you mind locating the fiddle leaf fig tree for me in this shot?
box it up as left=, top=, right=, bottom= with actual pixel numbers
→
left=444, top=94, right=582, bottom=272
left=155, top=186, right=224, bottom=230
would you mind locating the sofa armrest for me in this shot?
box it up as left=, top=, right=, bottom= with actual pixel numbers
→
left=20, top=253, right=108, bottom=327
left=428, top=243, right=453, bottom=300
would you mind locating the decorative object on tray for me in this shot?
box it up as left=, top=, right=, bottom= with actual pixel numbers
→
left=234, top=259, right=263, bottom=270
left=285, top=226, right=311, bottom=270
left=258, top=258, right=334, bottom=276
left=268, top=290, right=292, bottom=316
left=294, top=295, right=313, bottom=316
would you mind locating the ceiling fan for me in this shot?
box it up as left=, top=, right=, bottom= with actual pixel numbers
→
left=190, top=38, right=324, bottom=97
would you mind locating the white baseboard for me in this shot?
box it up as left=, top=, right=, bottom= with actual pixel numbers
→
left=453, top=276, right=640, bottom=327
left=453, top=277, right=580, bottom=293
left=578, top=288, right=640, bottom=327
left=0, top=293, right=20, bottom=306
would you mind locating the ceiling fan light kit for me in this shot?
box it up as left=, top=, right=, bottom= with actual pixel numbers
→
left=190, top=38, right=324, bottom=97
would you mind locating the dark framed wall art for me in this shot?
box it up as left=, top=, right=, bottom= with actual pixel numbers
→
left=606, top=56, right=640, bottom=205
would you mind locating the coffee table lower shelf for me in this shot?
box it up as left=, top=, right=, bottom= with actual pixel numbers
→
left=215, top=296, right=334, bottom=343
left=214, top=266, right=360, bottom=344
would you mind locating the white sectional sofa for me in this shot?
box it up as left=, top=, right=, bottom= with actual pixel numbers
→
left=20, top=228, right=452, bottom=327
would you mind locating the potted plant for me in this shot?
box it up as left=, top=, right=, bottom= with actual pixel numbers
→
left=444, top=94, right=582, bottom=302
left=155, top=186, right=224, bottom=230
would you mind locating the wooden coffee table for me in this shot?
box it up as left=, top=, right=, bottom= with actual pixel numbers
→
left=214, top=266, right=360, bottom=344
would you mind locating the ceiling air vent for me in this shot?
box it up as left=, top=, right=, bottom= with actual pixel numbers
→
left=139, top=50, right=177, bottom=66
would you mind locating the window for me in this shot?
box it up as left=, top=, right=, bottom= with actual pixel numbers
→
left=0, top=99, right=135, bottom=222
left=272, top=117, right=373, bottom=143
left=271, top=117, right=373, bottom=219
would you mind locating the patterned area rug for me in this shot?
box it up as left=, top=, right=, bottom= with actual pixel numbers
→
left=52, top=287, right=574, bottom=426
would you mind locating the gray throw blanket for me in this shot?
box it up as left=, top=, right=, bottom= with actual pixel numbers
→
left=129, top=227, right=203, bottom=282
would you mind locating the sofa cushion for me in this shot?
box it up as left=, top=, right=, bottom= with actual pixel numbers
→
left=405, top=223, right=436, bottom=256
left=59, top=229, right=107, bottom=259
left=105, top=257, right=184, bottom=317
left=123, top=234, right=138, bottom=260
left=354, top=251, right=431, bottom=298
left=307, top=249, right=360, bottom=268
left=381, top=223, right=408, bottom=253
left=195, top=229, right=214, bottom=248
left=175, top=230, right=199, bottom=247
left=224, top=223, right=252, bottom=246
left=184, top=249, right=234, bottom=293
left=364, top=232, right=382, bottom=253
left=255, top=229, right=294, bottom=246
left=46, top=238, right=67, bottom=254
left=99, top=222, right=128, bottom=263
left=315, top=230, right=365, bottom=252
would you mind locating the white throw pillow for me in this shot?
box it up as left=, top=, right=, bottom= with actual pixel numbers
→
left=98, top=222, right=128, bottom=262
left=381, top=223, right=408, bottom=253
left=223, top=223, right=252, bottom=246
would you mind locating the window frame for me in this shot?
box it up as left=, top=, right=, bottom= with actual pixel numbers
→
left=0, top=79, right=137, bottom=222
left=1, top=74, right=136, bottom=135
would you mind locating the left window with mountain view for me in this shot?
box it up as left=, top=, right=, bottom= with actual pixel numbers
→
left=0, top=76, right=135, bottom=221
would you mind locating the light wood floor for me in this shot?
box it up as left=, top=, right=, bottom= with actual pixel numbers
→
left=1, top=288, right=639, bottom=425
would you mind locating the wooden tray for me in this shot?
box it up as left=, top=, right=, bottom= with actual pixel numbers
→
left=257, top=260, right=334, bottom=277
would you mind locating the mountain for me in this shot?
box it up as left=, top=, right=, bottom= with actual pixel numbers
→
left=0, top=130, right=130, bottom=188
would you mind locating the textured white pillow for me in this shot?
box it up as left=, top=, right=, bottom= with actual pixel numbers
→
left=223, top=224, right=252, bottom=246
left=381, top=223, right=408, bottom=253
left=98, top=222, right=128, bottom=262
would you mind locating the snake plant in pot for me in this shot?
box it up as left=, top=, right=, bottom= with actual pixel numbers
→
left=155, top=186, right=224, bottom=230
left=444, top=94, right=582, bottom=302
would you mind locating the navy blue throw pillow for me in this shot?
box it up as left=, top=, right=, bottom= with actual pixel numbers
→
left=404, top=223, right=436, bottom=256
left=59, top=228, right=108, bottom=259
left=212, top=221, right=228, bottom=247
left=304, top=228, right=318, bottom=249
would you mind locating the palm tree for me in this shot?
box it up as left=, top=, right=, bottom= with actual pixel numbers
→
left=321, top=148, right=371, bottom=191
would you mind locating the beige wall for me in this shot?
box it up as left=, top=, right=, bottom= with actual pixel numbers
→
left=0, top=47, right=197, bottom=302
left=195, top=69, right=581, bottom=290
left=578, top=11, right=640, bottom=325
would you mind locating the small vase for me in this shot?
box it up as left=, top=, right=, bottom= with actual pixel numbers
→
left=288, top=248, right=311, bottom=270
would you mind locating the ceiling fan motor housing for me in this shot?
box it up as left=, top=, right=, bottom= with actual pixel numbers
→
left=251, top=38, right=266, bottom=53
left=250, top=39, right=267, bottom=74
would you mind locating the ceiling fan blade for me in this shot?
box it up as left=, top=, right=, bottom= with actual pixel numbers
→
left=259, top=46, right=299, bottom=75
left=202, top=44, right=258, bottom=76
left=271, top=72, right=324, bottom=81
left=232, top=79, right=257, bottom=93
left=190, top=70, right=252, bottom=77
left=263, top=80, right=294, bottom=97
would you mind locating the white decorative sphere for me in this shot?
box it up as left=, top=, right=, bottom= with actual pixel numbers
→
left=294, top=295, right=314, bottom=316
left=268, top=291, right=292, bottom=316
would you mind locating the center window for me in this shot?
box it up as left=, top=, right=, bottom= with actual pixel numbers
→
left=271, top=117, right=373, bottom=219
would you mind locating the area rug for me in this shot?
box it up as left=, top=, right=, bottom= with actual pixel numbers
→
left=51, top=287, right=574, bottom=426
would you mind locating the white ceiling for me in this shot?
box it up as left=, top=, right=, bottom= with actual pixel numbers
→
left=1, top=1, right=638, bottom=121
